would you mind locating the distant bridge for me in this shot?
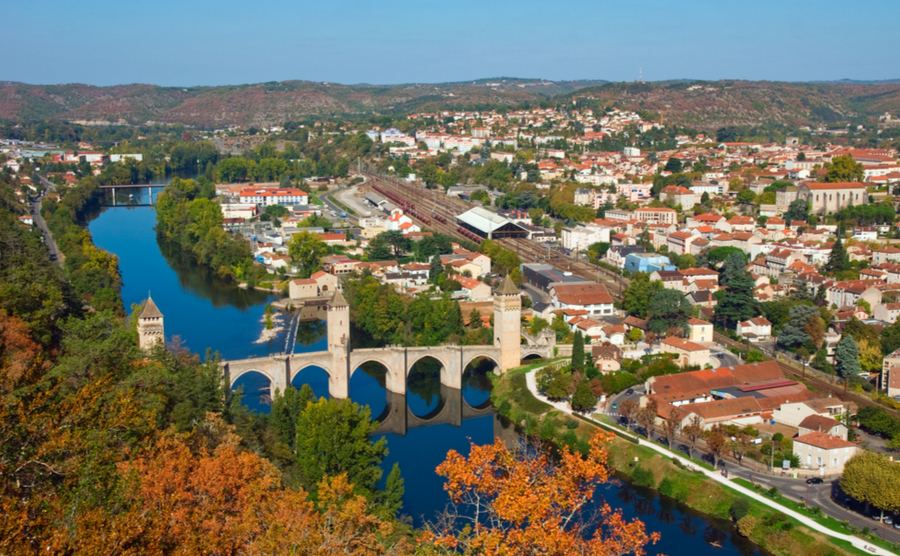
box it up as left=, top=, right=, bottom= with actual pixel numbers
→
left=99, top=184, right=166, bottom=206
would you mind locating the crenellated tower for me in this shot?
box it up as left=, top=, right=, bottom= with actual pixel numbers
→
left=326, top=290, right=350, bottom=398
left=493, top=275, right=521, bottom=372
left=137, top=295, right=165, bottom=350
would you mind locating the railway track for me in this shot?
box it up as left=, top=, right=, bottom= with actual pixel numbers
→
left=363, top=170, right=631, bottom=294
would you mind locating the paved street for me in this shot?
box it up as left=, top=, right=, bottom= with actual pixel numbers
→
left=32, top=175, right=62, bottom=267
left=722, top=462, right=900, bottom=543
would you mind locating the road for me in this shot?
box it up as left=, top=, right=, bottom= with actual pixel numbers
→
left=32, top=175, right=63, bottom=267
left=722, top=463, right=900, bottom=543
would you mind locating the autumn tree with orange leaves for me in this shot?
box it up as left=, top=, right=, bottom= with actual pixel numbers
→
left=424, top=431, right=660, bottom=556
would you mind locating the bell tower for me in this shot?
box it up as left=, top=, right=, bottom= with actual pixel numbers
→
left=137, top=295, right=165, bottom=350
left=493, top=275, right=521, bottom=372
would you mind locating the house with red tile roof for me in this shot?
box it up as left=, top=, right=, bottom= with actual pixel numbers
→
left=793, top=432, right=857, bottom=475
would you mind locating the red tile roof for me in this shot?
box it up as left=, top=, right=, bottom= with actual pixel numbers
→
left=794, top=431, right=855, bottom=450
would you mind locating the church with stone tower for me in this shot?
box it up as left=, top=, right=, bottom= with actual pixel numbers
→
left=137, top=296, right=165, bottom=350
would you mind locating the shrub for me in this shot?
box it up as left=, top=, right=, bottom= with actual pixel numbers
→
left=730, top=498, right=751, bottom=521
left=497, top=400, right=512, bottom=416
left=674, top=487, right=690, bottom=503
left=767, top=487, right=780, bottom=499
left=565, top=418, right=579, bottom=430
left=762, top=511, right=788, bottom=528
left=659, top=477, right=676, bottom=498
left=736, top=516, right=758, bottom=538
left=772, top=432, right=784, bottom=442
left=538, top=419, right=556, bottom=441
left=631, top=465, right=655, bottom=488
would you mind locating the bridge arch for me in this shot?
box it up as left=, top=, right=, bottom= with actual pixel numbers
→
left=229, top=367, right=274, bottom=386
left=462, top=352, right=501, bottom=372
left=406, top=351, right=452, bottom=377
left=406, top=355, right=447, bottom=419
left=290, top=362, right=332, bottom=383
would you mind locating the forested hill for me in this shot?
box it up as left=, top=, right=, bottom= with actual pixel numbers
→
left=3, top=78, right=900, bottom=129
left=0, top=79, right=604, bottom=126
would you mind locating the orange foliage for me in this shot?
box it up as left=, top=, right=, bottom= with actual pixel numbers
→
left=427, top=431, right=660, bottom=556
left=0, top=310, right=46, bottom=388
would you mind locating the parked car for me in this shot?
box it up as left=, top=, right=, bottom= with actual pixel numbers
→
left=626, top=389, right=634, bottom=395
left=885, top=516, right=894, bottom=525
left=806, top=477, right=823, bottom=485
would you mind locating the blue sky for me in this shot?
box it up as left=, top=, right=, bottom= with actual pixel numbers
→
left=7, top=0, right=899, bottom=87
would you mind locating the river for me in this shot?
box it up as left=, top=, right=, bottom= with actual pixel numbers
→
left=88, top=202, right=764, bottom=555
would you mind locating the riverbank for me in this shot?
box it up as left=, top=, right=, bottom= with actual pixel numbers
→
left=490, top=363, right=896, bottom=556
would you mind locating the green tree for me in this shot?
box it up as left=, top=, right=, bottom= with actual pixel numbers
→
left=429, top=254, right=443, bottom=283
left=784, top=199, right=809, bottom=223
left=840, top=451, right=900, bottom=520
left=379, top=230, right=411, bottom=258
left=544, top=372, right=571, bottom=400
left=571, top=382, right=598, bottom=413
left=287, top=231, right=329, bottom=278
left=647, top=289, right=692, bottom=335
left=269, top=384, right=315, bottom=450
left=719, top=251, right=749, bottom=286
left=826, top=155, right=865, bottom=183
left=378, top=463, right=405, bottom=517
left=835, top=334, right=861, bottom=378
left=664, top=157, right=683, bottom=173
left=716, top=268, right=759, bottom=326
left=365, top=234, right=394, bottom=261
left=778, top=304, right=820, bottom=349
left=571, top=330, right=585, bottom=371
left=824, top=235, right=849, bottom=274
left=700, top=192, right=710, bottom=205
left=737, top=189, right=756, bottom=204
left=295, top=398, right=390, bottom=499
left=623, top=273, right=664, bottom=319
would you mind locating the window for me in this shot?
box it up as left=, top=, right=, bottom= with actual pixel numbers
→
left=817, top=457, right=822, bottom=466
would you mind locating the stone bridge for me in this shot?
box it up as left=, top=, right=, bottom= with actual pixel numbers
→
left=221, top=342, right=555, bottom=399
left=221, top=278, right=557, bottom=402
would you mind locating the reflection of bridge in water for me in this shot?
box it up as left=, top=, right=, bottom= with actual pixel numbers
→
left=373, top=384, right=494, bottom=436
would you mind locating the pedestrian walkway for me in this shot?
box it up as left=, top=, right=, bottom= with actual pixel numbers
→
left=523, top=367, right=896, bottom=556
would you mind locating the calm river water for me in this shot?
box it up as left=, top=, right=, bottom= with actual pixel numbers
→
left=88, top=201, right=763, bottom=555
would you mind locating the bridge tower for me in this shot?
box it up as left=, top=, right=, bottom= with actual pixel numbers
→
left=137, top=295, right=165, bottom=350
left=493, top=275, right=521, bottom=372
left=327, top=290, right=350, bottom=398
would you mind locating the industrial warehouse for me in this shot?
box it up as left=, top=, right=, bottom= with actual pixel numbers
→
left=456, top=207, right=528, bottom=240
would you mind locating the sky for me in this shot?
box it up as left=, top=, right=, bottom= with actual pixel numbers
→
left=7, top=0, right=900, bottom=87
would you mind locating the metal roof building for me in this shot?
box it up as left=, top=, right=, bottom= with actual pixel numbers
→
left=456, top=207, right=527, bottom=240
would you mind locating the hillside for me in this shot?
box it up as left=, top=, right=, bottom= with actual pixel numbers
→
left=1, top=78, right=899, bottom=129
left=564, top=80, right=900, bottom=129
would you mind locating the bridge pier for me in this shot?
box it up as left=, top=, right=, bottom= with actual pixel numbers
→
left=441, top=383, right=462, bottom=428
left=440, top=346, right=463, bottom=390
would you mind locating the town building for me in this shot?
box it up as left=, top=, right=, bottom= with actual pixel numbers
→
left=239, top=187, right=309, bottom=206
left=796, top=182, right=867, bottom=214
left=549, top=282, right=615, bottom=316
left=792, top=432, right=857, bottom=475
left=660, top=337, right=710, bottom=367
